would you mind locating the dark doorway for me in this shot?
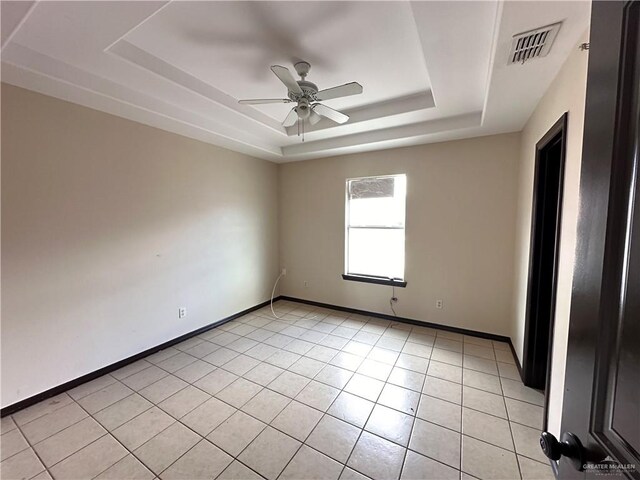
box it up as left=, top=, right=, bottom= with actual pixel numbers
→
left=522, top=113, right=567, bottom=393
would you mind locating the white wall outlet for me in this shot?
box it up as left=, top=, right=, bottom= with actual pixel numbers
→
left=436, top=300, right=444, bottom=309
left=178, top=307, right=187, bottom=318
left=281, top=268, right=287, bottom=276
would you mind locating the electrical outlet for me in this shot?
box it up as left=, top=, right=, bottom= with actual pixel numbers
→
left=178, top=307, right=187, bottom=318
left=436, top=300, right=443, bottom=309
left=303, top=281, right=308, bottom=287
left=281, top=268, right=287, bottom=276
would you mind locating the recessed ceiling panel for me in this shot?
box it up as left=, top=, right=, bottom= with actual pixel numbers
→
left=123, top=1, right=432, bottom=122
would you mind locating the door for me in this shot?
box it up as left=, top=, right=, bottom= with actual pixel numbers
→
left=522, top=114, right=567, bottom=391
left=539, top=1, right=640, bottom=479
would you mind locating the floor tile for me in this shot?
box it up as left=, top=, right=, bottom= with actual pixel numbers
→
left=280, top=445, right=343, bottom=480
left=341, top=467, right=371, bottom=480
left=430, top=348, right=463, bottom=367
left=121, top=365, right=169, bottom=391
left=12, top=394, right=73, bottom=426
left=427, top=361, right=462, bottom=383
left=139, top=375, right=187, bottom=404
left=462, top=435, right=520, bottom=480
left=417, top=395, right=461, bottom=431
left=222, top=354, right=261, bottom=376
left=463, top=369, right=502, bottom=395
left=210, top=332, right=242, bottom=347
left=241, top=388, right=290, bottom=423
left=157, top=352, right=198, bottom=373
left=388, top=367, right=425, bottom=392
left=180, top=397, right=236, bottom=436
left=511, top=421, right=547, bottom=463
left=437, top=331, right=464, bottom=342
left=33, top=416, right=106, bottom=467
left=238, top=427, right=301, bottom=480
left=409, top=418, right=461, bottom=469
left=505, top=398, right=543, bottom=429
left=462, top=408, right=513, bottom=451
left=396, top=354, right=429, bottom=374
left=146, top=348, right=181, bottom=365
left=49, top=434, right=127, bottom=479
left=464, top=344, right=495, bottom=360
left=284, top=338, right=315, bottom=355
left=315, top=365, right=354, bottom=389
left=174, top=336, right=204, bottom=352
left=519, top=455, right=554, bottom=480
left=161, top=439, right=232, bottom=480
left=367, top=347, right=400, bottom=366
left=0, top=416, right=17, bottom=435
left=295, top=380, right=340, bottom=411
left=344, top=374, right=385, bottom=402
left=495, top=350, right=516, bottom=365
left=464, top=336, right=493, bottom=348
left=202, top=347, right=240, bottom=367
left=435, top=338, right=463, bottom=353
left=378, top=384, right=420, bottom=415
left=376, top=336, right=405, bottom=352
left=365, top=404, right=414, bottom=446
left=328, top=391, right=375, bottom=428
left=111, top=406, right=174, bottom=450
left=268, top=370, right=310, bottom=398
left=173, top=359, right=216, bottom=383
left=95, top=454, right=154, bottom=479
left=463, top=386, right=507, bottom=418
left=0, top=429, right=29, bottom=462
left=266, top=350, right=302, bottom=369
left=215, top=378, right=263, bottom=408
left=463, top=355, right=499, bottom=375
left=493, top=341, right=511, bottom=352
left=321, top=335, right=350, bottom=350
left=21, top=402, right=88, bottom=444
left=246, top=328, right=275, bottom=343
left=289, top=356, right=325, bottom=378
left=245, top=343, right=280, bottom=361
left=402, top=342, right=432, bottom=359
left=111, top=360, right=154, bottom=381
left=271, top=400, right=323, bottom=441
left=500, top=378, right=544, bottom=406
left=306, top=345, right=340, bottom=363
left=0, top=448, right=45, bottom=479
left=401, top=450, right=460, bottom=480
left=407, top=332, right=436, bottom=346
left=218, top=460, right=263, bottom=480
left=263, top=333, right=294, bottom=349
left=193, top=368, right=238, bottom=395
left=353, top=331, right=382, bottom=346
left=157, top=385, right=210, bottom=419
left=306, top=414, right=361, bottom=463
left=68, top=375, right=117, bottom=401
left=134, top=422, right=200, bottom=474
left=207, top=411, right=266, bottom=456
left=422, top=376, right=462, bottom=404
left=357, top=359, right=393, bottom=381
left=330, top=351, right=365, bottom=371
left=243, top=362, right=285, bottom=386
left=497, top=362, right=521, bottom=381
left=348, top=431, right=406, bottom=480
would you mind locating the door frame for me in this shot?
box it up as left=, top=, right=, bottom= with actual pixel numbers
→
left=522, top=112, right=568, bottom=427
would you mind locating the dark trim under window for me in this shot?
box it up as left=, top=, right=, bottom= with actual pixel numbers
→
left=342, top=274, right=407, bottom=288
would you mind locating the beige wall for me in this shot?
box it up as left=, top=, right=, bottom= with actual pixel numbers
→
left=1, top=84, right=279, bottom=408
left=279, top=134, right=520, bottom=337
left=511, top=29, right=590, bottom=437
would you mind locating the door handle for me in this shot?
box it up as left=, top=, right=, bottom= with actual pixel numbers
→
left=540, top=432, right=586, bottom=471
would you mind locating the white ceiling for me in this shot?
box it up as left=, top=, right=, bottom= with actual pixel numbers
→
left=1, top=1, right=591, bottom=163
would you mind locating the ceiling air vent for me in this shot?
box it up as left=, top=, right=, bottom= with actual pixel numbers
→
left=508, top=22, right=562, bottom=65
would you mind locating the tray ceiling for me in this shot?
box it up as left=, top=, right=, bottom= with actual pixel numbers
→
left=1, top=1, right=590, bottom=162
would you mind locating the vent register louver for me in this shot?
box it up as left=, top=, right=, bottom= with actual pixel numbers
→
left=508, top=22, right=562, bottom=64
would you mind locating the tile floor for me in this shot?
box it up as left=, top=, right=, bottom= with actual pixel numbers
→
left=0, top=301, right=554, bottom=480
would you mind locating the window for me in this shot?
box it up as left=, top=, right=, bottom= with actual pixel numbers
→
left=344, top=174, right=407, bottom=286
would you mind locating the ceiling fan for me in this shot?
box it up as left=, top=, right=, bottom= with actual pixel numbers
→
left=238, top=61, right=363, bottom=129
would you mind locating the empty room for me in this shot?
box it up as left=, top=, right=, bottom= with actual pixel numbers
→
left=1, top=1, right=638, bottom=480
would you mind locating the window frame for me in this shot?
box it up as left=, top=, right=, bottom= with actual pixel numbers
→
left=343, top=174, right=407, bottom=287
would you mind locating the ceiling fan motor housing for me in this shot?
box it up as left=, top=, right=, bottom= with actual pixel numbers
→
left=289, top=80, right=318, bottom=102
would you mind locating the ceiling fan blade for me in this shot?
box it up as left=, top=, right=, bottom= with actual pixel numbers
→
left=316, top=82, right=363, bottom=101
left=238, top=98, right=292, bottom=105
left=313, top=103, right=349, bottom=124
left=309, top=109, right=322, bottom=126
left=271, top=65, right=303, bottom=95
left=282, top=108, right=299, bottom=127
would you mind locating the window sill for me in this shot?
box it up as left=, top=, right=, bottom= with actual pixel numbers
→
left=342, top=274, right=407, bottom=288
